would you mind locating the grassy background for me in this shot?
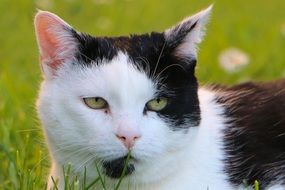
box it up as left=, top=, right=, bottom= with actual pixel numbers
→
left=0, top=0, right=285, bottom=189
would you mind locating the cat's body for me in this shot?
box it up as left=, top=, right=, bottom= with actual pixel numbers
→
left=34, top=6, right=285, bottom=190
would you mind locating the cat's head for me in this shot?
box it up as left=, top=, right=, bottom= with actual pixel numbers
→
left=35, top=6, right=211, bottom=182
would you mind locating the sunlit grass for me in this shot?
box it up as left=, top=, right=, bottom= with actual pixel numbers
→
left=1, top=0, right=285, bottom=189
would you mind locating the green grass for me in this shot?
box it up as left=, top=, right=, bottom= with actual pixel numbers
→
left=47, top=151, right=132, bottom=190
left=1, top=0, right=285, bottom=189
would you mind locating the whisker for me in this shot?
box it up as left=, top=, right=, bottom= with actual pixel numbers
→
left=151, top=42, right=166, bottom=79
left=30, top=143, right=93, bottom=173
left=76, top=52, right=94, bottom=63
left=155, top=63, right=187, bottom=81
left=75, top=153, right=96, bottom=172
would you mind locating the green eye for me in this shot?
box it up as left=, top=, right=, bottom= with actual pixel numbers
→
left=146, top=97, right=168, bottom=112
left=83, top=97, right=108, bottom=109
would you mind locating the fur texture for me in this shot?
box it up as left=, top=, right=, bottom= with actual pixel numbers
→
left=34, top=6, right=285, bottom=190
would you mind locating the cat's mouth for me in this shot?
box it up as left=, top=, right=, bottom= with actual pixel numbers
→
left=102, top=155, right=136, bottom=178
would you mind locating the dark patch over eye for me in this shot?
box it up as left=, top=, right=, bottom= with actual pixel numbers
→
left=154, top=84, right=201, bottom=130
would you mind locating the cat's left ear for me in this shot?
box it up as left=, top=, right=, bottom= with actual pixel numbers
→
left=164, top=5, right=212, bottom=61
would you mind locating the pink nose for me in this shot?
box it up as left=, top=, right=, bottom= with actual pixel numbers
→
left=116, top=132, right=141, bottom=149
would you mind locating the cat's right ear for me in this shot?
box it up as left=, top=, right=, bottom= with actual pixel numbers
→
left=34, top=11, right=78, bottom=79
left=164, top=6, right=212, bottom=63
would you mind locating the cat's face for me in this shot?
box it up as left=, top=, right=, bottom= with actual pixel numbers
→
left=35, top=7, right=211, bottom=181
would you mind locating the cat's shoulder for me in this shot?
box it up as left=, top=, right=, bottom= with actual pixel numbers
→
left=202, top=79, right=285, bottom=188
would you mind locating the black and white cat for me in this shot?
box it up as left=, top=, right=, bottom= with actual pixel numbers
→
left=34, top=6, right=285, bottom=190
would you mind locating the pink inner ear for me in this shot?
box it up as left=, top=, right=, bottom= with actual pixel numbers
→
left=37, top=16, right=59, bottom=52
left=35, top=12, right=75, bottom=71
left=38, top=23, right=60, bottom=69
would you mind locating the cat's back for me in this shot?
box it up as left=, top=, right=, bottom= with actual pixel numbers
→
left=211, top=79, right=285, bottom=188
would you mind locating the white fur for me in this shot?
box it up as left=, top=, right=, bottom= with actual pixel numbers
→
left=38, top=52, right=233, bottom=190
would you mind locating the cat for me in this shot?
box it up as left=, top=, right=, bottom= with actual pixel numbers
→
left=34, top=6, right=285, bottom=190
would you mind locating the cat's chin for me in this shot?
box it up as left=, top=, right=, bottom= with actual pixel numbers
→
left=102, top=155, right=136, bottom=179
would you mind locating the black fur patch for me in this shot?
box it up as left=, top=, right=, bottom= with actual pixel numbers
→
left=70, top=29, right=200, bottom=129
left=214, top=80, right=285, bottom=189
left=72, top=30, right=118, bottom=63
left=102, top=156, right=135, bottom=178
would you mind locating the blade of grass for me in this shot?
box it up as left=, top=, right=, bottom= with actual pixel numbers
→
left=64, top=164, right=72, bottom=190
left=84, top=177, right=100, bottom=190
left=51, top=176, right=59, bottom=190
left=82, top=166, right=87, bottom=189
left=95, top=162, right=106, bottom=190
left=114, top=151, right=132, bottom=190
left=254, top=180, right=259, bottom=190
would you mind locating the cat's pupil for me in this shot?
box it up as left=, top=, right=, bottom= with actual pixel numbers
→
left=95, top=98, right=99, bottom=102
left=156, top=98, right=161, bottom=103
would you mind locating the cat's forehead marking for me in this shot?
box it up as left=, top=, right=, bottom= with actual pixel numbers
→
left=73, top=31, right=166, bottom=68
